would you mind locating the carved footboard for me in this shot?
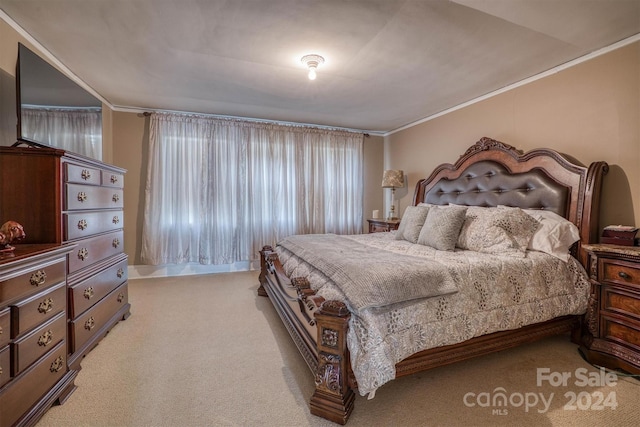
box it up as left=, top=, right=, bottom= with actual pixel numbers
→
left=258, top=246, right=355, bottom=424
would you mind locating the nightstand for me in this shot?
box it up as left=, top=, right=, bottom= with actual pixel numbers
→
left=367, top=218, right=400, bottom=233
left=580, top=244, right=640, bottom=374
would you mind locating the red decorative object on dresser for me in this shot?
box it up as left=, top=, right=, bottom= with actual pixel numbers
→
left=0, top=145, right=130, bottom=425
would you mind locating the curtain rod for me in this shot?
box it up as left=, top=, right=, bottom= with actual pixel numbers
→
left=141, top=111, right=370, bottom=137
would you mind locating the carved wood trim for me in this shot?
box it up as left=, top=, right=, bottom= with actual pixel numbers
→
left=590, top=339, right=640, bottom=368
left=461, top=137, right=522, bottom=158
left=310, top=301, right=354, bottom=425
left=586, top=288, right=600, bottom=337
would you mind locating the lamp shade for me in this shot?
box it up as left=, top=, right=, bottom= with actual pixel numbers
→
left=381, top=170, right=404, bottom=188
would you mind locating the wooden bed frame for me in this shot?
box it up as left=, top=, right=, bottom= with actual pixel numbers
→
left=257, top=137, right=608, bottom=424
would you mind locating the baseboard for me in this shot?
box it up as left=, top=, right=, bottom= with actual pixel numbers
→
left=127, top=261, right=260, bottom=279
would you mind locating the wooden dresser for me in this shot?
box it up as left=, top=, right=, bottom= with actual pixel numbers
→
left=0, top=244, right=76, bottom=427
left=0, top=146, right=130, bottom=370
left=581, top=244, right=640, bottom=374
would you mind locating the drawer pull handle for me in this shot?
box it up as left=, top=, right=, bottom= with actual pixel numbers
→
left=618, top=271, right=631, bottom=280
left=38, top=330, right=54, bottom=347
left=112, top=216, right=120, bottom=224
left=0, top=325, right=3, bottom=335
left=50, top=356, right=64, bottom=373
left=78, top=247, right=89, bottom=261
left=77, top=191, right=87, bottom=202
left=84, top=287, right=94, bottom=300
left=30, top=270, right=47, bottom=286
left=84, top=316, right=95, bottom=331
left=112, top=194, right=120, bottom=203
left=111, top=175, right=118, bottom=184
left=112, top=238, right=120, bottom=248
left=78, top=219, right=88, bottom=230
left=38, top=298, right=54, bottom=314
left=81, top=169, right=91, bottom=180
left=117, top=292, right=125, bottom=303
left=117, top=268, right=125, bottom=278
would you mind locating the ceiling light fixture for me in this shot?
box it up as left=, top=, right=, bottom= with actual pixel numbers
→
left=301, top=54, right=324, bottom=80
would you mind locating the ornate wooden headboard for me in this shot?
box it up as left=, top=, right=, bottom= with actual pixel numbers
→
left=412, top=137, right=608, bottom=264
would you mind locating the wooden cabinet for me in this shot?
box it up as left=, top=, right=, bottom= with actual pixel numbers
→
left=62, top=155, right=130, bottom=369
left=367, top=218, right=400, bottom=233
left=581, top=244, right=640, bottom=374
left=0, top=244, right=76, bottom=427
left=0, top=146, right=130, bottom=370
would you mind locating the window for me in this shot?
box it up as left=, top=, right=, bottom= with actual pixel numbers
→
left=141, top=113, right=363, bottom=266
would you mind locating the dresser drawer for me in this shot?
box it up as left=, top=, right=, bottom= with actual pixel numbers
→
left=11, top=282, right=66, bottom=338
left=0, top=345, right=9, bottom=388
left=65, top=183, right=124, bottom=210
left=601, top=315, right=640, bottom=352
left=68, top=230, right=124, bottom=274
left=601, top=259, right=640, bottom=288
left=367, top=219, right=400, bottom=233
left=0, top=307, right=9, bottom=348
left=12, top=311, right=66, bottom=375
left=65, top=162, right=101, bottom=185
left=64, top=210, right=124, bottom=241
left=370, top=223, right=389, bottom=233
left=69, top=258, right=128, bottom=318
left=101, top=170, right=124, bottom=188
left=70, top=282, right=128, bottom=352
left=603, top=285, right=640, bottom=322
left=0, top=340, right=67, bottom=427
left=0, top=258, right=65, bottom=306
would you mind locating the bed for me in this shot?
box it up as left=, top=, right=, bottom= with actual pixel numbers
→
left=257, top=137, right=608, bottom=424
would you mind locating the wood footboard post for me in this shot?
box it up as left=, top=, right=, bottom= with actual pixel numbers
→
left=258, top=245, right=273, bottom=297
left=310, top=301, right=355, bottom=425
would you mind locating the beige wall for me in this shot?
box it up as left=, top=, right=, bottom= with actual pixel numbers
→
left=386, top=41, right=640, bottom=232
left=363, top=135, right=384, bottom=233
left=111, top=111, right=149, bottom=264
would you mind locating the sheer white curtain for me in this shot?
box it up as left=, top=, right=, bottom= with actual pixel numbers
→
left=141, top=112, right=363, bottom=266
left=20, top=106, right=102, bottom=159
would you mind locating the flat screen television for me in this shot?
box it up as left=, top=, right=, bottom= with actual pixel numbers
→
left=15, top=43, right=102, bottom=160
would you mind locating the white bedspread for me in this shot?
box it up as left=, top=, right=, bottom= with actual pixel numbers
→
left=276, top=231, right=590, bottom=397
left=279, top=234, right=457, bottom=311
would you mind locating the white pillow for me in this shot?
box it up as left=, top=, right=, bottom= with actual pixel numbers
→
left=457, top=206, right=539, bottom=257
left=522, top=209, right=580, bottom=262
left=417, top=205, right=467, bottom=251
left=395, top=205, right=430, bottom=243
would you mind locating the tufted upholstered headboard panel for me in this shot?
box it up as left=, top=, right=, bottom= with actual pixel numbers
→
left=421, top=160, right=569, bottom=216
left=412, top=138, right=608, bottom=265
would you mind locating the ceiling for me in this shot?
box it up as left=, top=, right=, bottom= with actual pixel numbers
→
left=1, top=0, right=639, bottom=134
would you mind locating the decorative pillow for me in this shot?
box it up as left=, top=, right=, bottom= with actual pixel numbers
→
left=418, top=205, right=467, bottom=251
left=395, top=205, right=430, bottom=243
left=457, top=206, right=540, bottom=257
left=523, top=209, right=580, bottom=262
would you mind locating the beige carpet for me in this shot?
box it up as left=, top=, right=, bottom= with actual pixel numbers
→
left=37, top=271, right=639, bottom=427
